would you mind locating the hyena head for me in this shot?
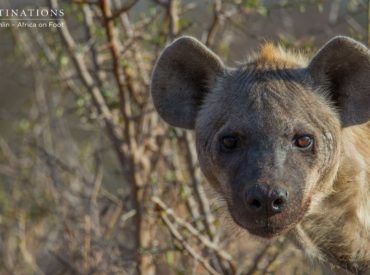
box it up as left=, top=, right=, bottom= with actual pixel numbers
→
left=151, top=36, right=370, bottom=238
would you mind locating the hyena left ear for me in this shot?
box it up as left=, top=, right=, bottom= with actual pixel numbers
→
left=151, top=36, right=225, bottom=130
left=308, top=36, right=370, bottom=127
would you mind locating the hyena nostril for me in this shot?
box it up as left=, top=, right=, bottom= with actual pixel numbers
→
left=244, top=185, right=266, bottom=212
left=270, top=190, right=288, bottom=213
left=250, top=199, right=262, bottom=209
left=272, top=198, right=284, bottom=210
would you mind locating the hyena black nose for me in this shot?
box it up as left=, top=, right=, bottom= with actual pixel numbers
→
left=244, top=185, right=288, bottom=215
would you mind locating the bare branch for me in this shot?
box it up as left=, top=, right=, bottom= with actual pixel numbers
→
left=205, top=0, right=222, bottom=47
left=152, top=197, right=235, bottom=266
left=48, top=0, right=128, bottom=172
left=109, top=0, right=139, bottom=19
left=159, top=212, right=220, bottom=275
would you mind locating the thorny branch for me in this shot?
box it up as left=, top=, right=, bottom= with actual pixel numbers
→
left=159, top=212, right=220, bottom=275
left=109, top=0, right=140, bottom=19
left=205, top=0, right=222, bottom=47
left=152, top=196, right=235, bottom=265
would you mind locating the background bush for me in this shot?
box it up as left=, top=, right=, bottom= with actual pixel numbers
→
left=0, top=0, right=369, bottom=274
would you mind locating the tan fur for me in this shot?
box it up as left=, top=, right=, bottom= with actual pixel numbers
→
left=298, top=122, right=370, bottom=273
left=250, top=42, right=307, bottom=68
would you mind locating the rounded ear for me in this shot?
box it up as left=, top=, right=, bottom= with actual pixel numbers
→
left=308, top=36, right=370, bottom=127
left=151, top=36, right=225, bottom=129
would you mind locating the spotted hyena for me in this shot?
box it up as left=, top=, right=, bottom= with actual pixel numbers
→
left=151, top=36, right=370, bottom=273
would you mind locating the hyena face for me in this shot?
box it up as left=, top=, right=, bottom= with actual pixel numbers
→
left=195, top=68, right=341, bottom=237
left=151, top=36, right=370, bottom=238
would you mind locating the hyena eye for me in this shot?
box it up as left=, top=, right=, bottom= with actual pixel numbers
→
left=220, top=135, right=239, bottom=151
left=294, top=134, right=314, bottom=149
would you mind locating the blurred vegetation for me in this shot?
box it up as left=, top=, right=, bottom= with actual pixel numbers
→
left=0, top=0, right=369, bottom=274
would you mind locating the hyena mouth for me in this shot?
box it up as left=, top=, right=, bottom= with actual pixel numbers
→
left=245, top=223, right=293, bottom=238
left=227, top=200, right=308, bottom=239
left=228, top=208, right=289, bottom=238
left=243, top=202, right=311, bottom=239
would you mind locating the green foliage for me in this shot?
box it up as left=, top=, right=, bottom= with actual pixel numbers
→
left=166, top=251, right=175, bottom=266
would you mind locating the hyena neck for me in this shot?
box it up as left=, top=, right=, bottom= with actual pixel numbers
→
left=296, top=123, right=370, bottom=272
left=337, top=123, right=370, bottom=231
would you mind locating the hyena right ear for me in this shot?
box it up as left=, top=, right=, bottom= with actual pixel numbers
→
left=151, top=36, right=225, bottom=129
left=308, top=36, right=370, bottom=127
